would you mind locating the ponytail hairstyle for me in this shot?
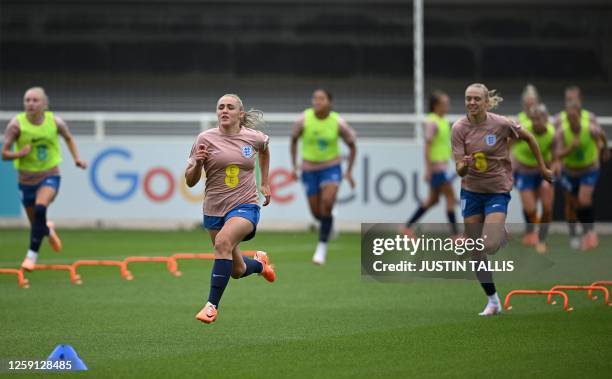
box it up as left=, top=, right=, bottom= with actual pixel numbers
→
left=220, top=93, right=265, bottom=129
left=428, top=90, right=447, bottom=112
left=468, top=83, right=503, bottom=110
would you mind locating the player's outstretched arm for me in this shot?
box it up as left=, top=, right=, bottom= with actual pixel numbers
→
left=343, top=140, right=357, bottom=189
left=597, top=129, right=610, bottom=162
left=289, top=117, right=304, bottom=181
left=259, top=145, right=271, bottom=206
left=57, top=117, right=87, bottom=169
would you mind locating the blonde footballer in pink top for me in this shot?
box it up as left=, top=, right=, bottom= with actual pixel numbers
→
left=185, top=94, right=276, bottom=325
left=452, top=83, right=552, bottom=316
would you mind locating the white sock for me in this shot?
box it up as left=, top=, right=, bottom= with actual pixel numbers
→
left=316, top=241, right=327, bottom=254
left=26, top=250, right=38, bottom=261
left=487, top=293, right=501, bottom=306
left=313, top=242, right=328, bottom=262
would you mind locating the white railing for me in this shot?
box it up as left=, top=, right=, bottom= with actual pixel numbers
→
left=2, top=111, right=612, bottom=141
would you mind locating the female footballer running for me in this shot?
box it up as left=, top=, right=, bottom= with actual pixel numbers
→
left=2, top=87, right=87, bottom=271
left=511, top=104, right=557, bottom=253
left=186, top=94, right=275, bottom=324
left=513, top=84, right=542, bottom=245
left=290, top=89, right=357, bottom=265
left=452, top=83, right=552, bottom=316
left=402, top=91, right=459, bottom=238
left=554, top=86, right=609, bottom=251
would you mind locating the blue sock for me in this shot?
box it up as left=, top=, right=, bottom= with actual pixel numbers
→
left=319, top=216, right=333, bottom=242
left=475, top=263, right=497, bottom=296
left=577, top=206, right=595, bottom=232
left=240, top=256, right=263, bottom=278
left=407, top=206, right=427, bottom=227
left=523, top=210, right=536, bottom=233
left=29, top=204, right=50, bottom=252
left=447, top=211, right=458, bottom=235
left=207, top=259, right=232, bottom=307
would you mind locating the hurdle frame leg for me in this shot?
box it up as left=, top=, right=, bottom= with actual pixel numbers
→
left=0, top=269, right=30, bottom=288
left=588, top=281, right=612, bottom=300
left=122, top=256, right=180, bottom=280
left=504, top=290, right=572, bottom=312
left=548, top=285, right=610, bottom=306
left=33, top=264, right=81, bottom=285
left=72, top=260, right=131, bottom=283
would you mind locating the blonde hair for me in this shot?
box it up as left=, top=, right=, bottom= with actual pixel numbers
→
left=521, top=84, right=539, bottom=103
left=467, top=83, right=503, bottom=110
left=24, top=86, right=49, bottom=110
left=219, top=93, right=264, bottom=129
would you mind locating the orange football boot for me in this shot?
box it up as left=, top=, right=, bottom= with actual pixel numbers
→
left=254, top=251, right=276, bottom=282
left=195, top=302, right=218, bottom=324
left=21, top=256, right=36, bottom=272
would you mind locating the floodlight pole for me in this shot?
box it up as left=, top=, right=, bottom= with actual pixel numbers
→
left=414, top=0, right=424, bottom=139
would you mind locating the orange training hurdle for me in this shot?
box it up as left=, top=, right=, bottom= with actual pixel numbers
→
left=171, top=253, right=214, bottom=276
left=547, top=285, right=610, bottom=306
left=588, top=281, right=612, bottom=300
left=504, top=290, right=572, bottom=312
left=33, top=264, right=80, bottom=284
left=122, top=256, right=180, bottom=280
left=72, top=260, right=130, bottom=283
left=170, top=250, right=257, bottom=276
left=0, top=268, right=29, bottom=288
left=1, top=251, right=260, bottom=288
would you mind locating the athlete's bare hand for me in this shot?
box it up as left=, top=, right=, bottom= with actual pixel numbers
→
left=261, top=183, right=271, bottom=206
left=456, top=155, right=473, bottom=177
left=75, top=159, right=88, bottom=169
left=290, top=168, right=299, bottom=181
left=344, top=171, right=356, bottom=189
left=551, top=160, right=561, bottom=177
left=462, top=154, right=474, bottom=165
left=541, top=167, right=554, bottom=183
left=19, top=144, right=32, bottom=157
left=194, top=144, right=208, bottom=165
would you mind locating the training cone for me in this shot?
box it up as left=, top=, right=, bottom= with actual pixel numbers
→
left=47, top=344, right=88, bottom=371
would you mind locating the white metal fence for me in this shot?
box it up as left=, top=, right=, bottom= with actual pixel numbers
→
left=2, top=111, right=612, bottom=141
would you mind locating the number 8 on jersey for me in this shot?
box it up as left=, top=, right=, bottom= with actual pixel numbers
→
left=225, top=164, right=240, bottom=188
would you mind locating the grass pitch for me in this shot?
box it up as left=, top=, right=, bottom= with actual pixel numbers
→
left=0, top=229, right=610, bottom=378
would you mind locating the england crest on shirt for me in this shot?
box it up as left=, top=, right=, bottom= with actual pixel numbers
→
left=485, top=134, right=496, bottom=146
left=241, top=145, right=254, bottom=158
